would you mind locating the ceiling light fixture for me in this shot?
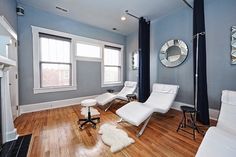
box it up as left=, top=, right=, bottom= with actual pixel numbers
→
left=121, top=16, right=126, bottom=21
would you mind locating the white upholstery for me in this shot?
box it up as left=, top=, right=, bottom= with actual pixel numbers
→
left=196, top=127, right=236, bottom=157
left=96, top=93, right=115, bottom=106
left=145, top=84, right=178, bottom=113
left=96, top=81, right=137, bottom=106
left=116, top=81, right=137, bottom=98
left=116, top=101, right=153, bottom=126
left=196, top=90, right=236, bottom=157
left=217, top=90, right=236, bottom=134
left=81, top=99, right=97, bottom=107
left=116, top=83, right=179, bottom=127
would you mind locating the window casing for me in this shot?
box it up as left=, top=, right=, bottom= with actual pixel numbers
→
left=32, top=26, right=76, bottom=94
left=102, top=45, right=123, bottom=86
left=76, top=42, right=101, bottom=61
left=32, top=26, right=123, bottom=92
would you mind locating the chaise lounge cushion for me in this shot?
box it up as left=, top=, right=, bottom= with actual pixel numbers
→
left=217, top=90, right=236, bottom=134
left=196, top=127, right=236, bottom=157
left=96, top=93, right=115, bottom=106
left=95, top=81, right=137, bottom=106
left=116, top=101, right=153, bottom=126
left=145, top=92, right=177, bottom=113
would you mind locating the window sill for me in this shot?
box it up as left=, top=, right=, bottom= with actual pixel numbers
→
left=76, top=56, right=102, bottom=62
left=34, top=86, right=77, bottom=94
left=102, top=82, right=123, bottom=88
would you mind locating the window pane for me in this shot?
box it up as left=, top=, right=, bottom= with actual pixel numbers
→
left=76, top=43, right=101, bottom=58
left=40, top=37, right=71, bottom=63
left=41, top=63, right=71, bottom=87
left=104, top=47, right=120, bottom=66
left=104, top=66, right=121, bottom=83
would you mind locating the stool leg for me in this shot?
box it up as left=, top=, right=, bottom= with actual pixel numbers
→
left=88, top=107, right=91, bottom=119
left=190, top=113, right=196, bottom=140
left=177, top=112, right=185, bottom=132
left=183, top=111, right=187, bottom=128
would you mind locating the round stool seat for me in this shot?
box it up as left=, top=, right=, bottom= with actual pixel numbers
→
left=180, top=106, right=196, bottom=113
left=81, top=99, right=97, bottom=107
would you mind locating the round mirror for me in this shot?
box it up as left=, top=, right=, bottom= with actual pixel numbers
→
left=160, top=39, right=188, bottom=67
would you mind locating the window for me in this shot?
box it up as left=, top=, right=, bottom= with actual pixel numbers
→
left=39, top=33, right=71, bottom=88
left=102, top=45, right=123, bottom=86
left=76, top=42, right=101, bottom=59
left=32, top=26, right=76, bottom=93
left=32, top=26, right=123, bottom=92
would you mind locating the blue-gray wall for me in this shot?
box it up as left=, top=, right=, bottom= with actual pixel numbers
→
left=126, top=0, right=236, bottom=109
left=17, top=4, right=126, bottom=105
left=0, top=0, right=17, bottom=31
left=126, top=32, right=138, bottom=82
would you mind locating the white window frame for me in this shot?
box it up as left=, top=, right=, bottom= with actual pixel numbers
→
left=101, top=43, right=124, bottom=87
left=32, top=26, right=77, bottom=94
left=74, top=36, right=124, bottom=87
left=76, top=40, right=102, bottom=62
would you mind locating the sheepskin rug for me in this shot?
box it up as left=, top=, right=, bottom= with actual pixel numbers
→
left=99, top=123, right=135, bottom=153
left=81, top=107, right=100, bottom=117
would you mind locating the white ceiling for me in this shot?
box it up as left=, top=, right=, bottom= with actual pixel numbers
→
left=17, top=0, right=193, bottom=35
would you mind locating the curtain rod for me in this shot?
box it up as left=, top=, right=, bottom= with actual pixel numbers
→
left=182, top=0, right=193, bottom=9
left=125, top=10, right=140, bottom=20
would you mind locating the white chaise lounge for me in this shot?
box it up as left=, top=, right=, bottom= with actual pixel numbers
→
left=95, top=81, right=137, bottom=111
left=196, top=90, right=236, bottom=157
left=116, top=83, right=179, bottom=137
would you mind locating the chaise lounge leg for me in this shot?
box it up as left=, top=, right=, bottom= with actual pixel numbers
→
left=105, top=101, right=114, bottom=112
left=136, top=115, right=152, bottom=137
left=117, top=118, right=123, bottom=123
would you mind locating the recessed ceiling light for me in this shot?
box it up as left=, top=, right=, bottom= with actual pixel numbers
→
left=121, top=16, right=126, bottom=21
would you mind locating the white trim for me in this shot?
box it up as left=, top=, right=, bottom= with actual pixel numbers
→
left=76, top=56, right=102, bottom=62
left=0, top=55, right=16, bottom=67
left=6, top=128, right=18, bottom=142
left=19, top=94, right=100, bottom=114
left=101, top=44, right=124, bottom=87
left=19, top=97, right=220, bottom=121
left=172, top=101, right=220, bottom=121
left=0, top=16, right=17, bottom=40
left=76, top=40, right=102, bottom=60
left=34, top=86, right=77, bottom=94
left=32, top=26, right=77, bottom=94
left=102, top=82, right=123, bottom=87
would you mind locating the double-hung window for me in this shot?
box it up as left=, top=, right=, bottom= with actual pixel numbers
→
left=39, top=33, right=71, bottom=88
left=102, top=45, right=123, bottom=86
left=32, top=26, right=76, bottom=93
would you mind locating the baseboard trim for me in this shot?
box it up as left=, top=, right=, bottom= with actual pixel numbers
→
left=6, top=128, right=18, bottom=142
left=172, top=101, right=219, bottom=121
left=19, top=94, right=99, bottom=114
left=20, top=97, right=220, bottom=121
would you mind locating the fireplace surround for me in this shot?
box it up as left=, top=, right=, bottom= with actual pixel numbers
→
left=0, top=15, right=19, bottom=147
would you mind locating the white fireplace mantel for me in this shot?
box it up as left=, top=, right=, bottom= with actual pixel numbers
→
left=0, top=55, right=16, bottom=67
left=0, top=15, right=18, bottom=144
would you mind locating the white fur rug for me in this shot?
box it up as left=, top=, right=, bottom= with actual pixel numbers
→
left=99, top=123, right=135, bottom=153
left=81, top=107, right=100, bottom=117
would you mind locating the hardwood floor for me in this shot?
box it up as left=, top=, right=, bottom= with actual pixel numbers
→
left=14, top=101, right=214, bottom=157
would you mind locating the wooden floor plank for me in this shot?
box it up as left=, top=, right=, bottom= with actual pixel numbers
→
left=14, top=103, right=214, bottom=157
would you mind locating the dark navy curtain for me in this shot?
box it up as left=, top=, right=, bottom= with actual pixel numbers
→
left=138, top=17, right=150, bottom=102
left=193, top=0, right=210, bottom=125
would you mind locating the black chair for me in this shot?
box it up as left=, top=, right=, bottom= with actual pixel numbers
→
left=177, top=106, right=202, bottom=140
